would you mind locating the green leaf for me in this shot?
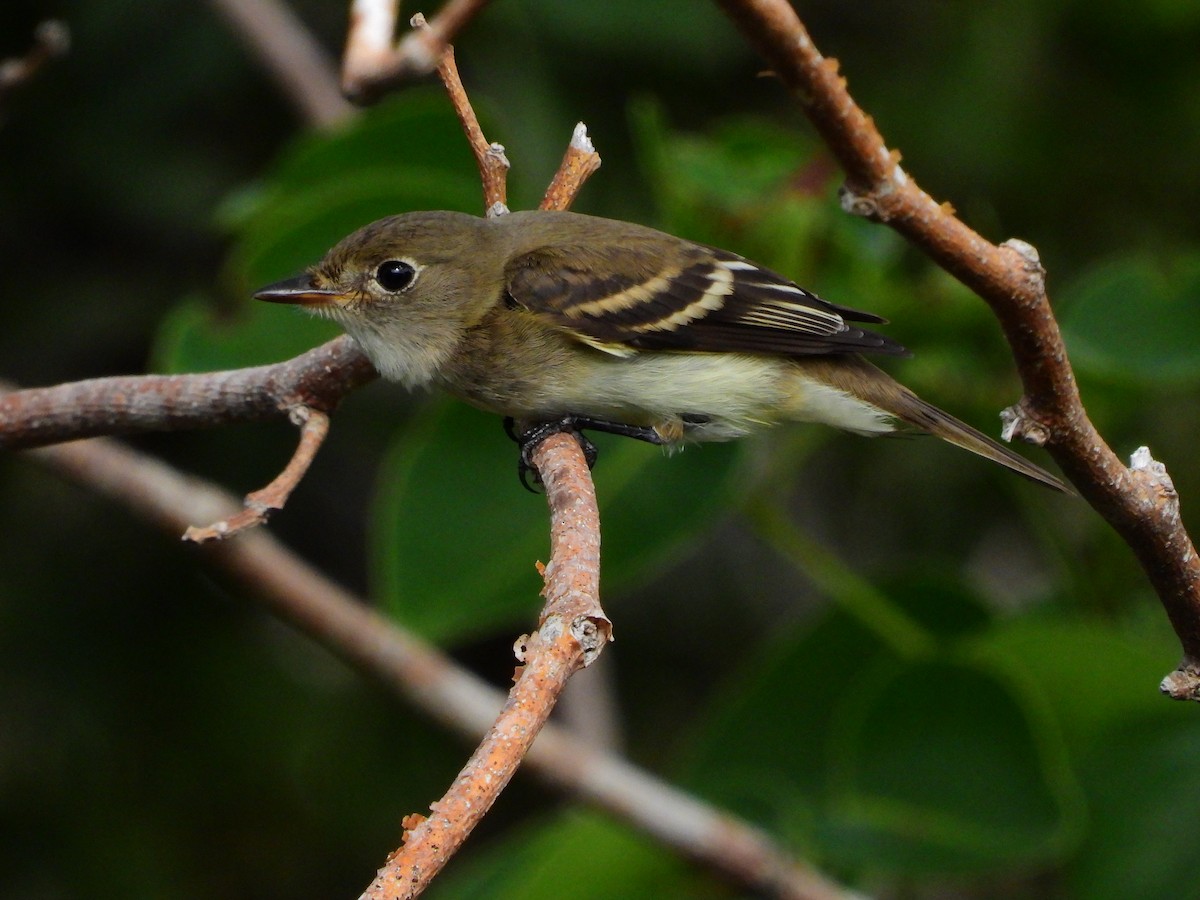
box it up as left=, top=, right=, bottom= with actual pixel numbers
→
left=675, top=609, right=892, bottom=845
left=151, top=293, right=341, bottom=373
left=429, top=811, right=709, bottom=900
left=266, top=91, right=477, bottom=197
left=629, top=101, right=910, bottom=325
left=370, top=402, right=740, bottom=642
left=967, top=615, right=1181, bottom=750
left=681, top=584, right=1077, bottom=877
left=1068, top=714, right=1200, bottom=900
left=630, top=100, right=831, bottom=257
left=230, top=90, right=487, bottom=291
left=1060, top=253, right=1200, bottom=386
left=824, top=658, right=1074, bottom=874
left=225, top=169, right=483, bottom=293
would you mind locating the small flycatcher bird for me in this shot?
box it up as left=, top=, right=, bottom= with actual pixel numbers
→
left=255, top=209, right=1068, bottom=492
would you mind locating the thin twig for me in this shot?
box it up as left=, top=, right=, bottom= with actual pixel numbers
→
left=184, top=405, right=331, bottom=542
left=0, top=20, right=69, bottom=108
left=714, top=0, right=1200, bottom=698
left=541, top=122, right=602, bottom=212
left=341, top=0, right=494, bottom=103
left=208, top=0, right=355, bottom=129
left=428, top=37, right=509, bottom=214
left=27, top=436, right=852, bottom=900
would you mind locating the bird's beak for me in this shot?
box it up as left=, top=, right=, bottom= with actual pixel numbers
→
left=253, top=274, right=348, bottom=307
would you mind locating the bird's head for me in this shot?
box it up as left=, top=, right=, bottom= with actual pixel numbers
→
left=255, top=211, right=497, bottom=386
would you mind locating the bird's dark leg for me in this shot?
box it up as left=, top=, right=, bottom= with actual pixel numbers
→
left=503, top=415, right=666, bottom=492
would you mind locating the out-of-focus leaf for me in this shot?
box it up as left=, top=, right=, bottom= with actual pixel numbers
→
left=151, top=293, right=340, bottom=374
left=631, top=101, right=830, bottom=256
left=681, top=577, right=1076, bottom=876
left=1060, top=254, right=1200, bottom=386
left=822, top=659, right=1074, bottom=874
left=370, top=402, right=740, bottom=642
left=675, top=608, right=892, bottom=845
left=967, top=615, right=1181, bottom=750
left=429, top=811, right=712, bottom=900
left=630, top=100, right=911, bottom=326
left=1068, top=714, right=1200, bottom=900
left=266, top=92, right=477, bottom=196
left=233, top=91, right=486, bottom=289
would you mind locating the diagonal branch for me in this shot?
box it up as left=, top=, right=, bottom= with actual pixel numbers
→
left=28, top=435, right=853, bottom=900
left=208, top=0, right=355, bottom=128
left=714, top=0, right=1200, bottom=698
left=428, top=35, right=510, bottom=214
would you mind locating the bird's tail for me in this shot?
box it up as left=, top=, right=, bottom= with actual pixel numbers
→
left=812, top=358, right=1073, bottom=494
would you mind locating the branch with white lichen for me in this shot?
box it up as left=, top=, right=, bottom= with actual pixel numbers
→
left=716, top=0, right=1200, bottom=699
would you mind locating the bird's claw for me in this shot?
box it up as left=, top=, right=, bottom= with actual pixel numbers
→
left=507, top=417, right=599, bottom=493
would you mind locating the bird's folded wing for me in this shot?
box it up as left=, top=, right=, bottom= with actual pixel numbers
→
left=504, top=243, right=908, bottom=358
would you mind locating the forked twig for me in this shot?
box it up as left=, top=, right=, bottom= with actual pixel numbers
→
left=342, top=0, right=494, bottom=102
left=184, top=405, right=331, bottom=543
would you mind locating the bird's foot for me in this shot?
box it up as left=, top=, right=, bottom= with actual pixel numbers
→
left=504, top=415, right=666, bottom=492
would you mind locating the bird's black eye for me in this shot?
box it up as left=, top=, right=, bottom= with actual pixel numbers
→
left=375, top=259, right=418, bottom=293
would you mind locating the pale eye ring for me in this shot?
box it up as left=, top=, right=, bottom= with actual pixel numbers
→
left=375, top=259, right=418, bottom=293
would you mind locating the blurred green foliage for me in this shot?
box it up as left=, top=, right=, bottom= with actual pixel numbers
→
left=3, top=1, right=1200, bottom=898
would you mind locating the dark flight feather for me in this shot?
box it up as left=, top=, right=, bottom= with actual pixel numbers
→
left=505, top=242, right=908, bottom=359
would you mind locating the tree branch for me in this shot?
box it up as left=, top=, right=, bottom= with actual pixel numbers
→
left=28, top=435, right=852, bottom=900
left=183, top=404, right=331, bottom=542
left=360, top=433, right=612, bottom=898
left=541, top=122, right=602, bottom=213
left=714, top=0, right=1200, bottom=698
left=0, top=336, right=375, bottom=452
